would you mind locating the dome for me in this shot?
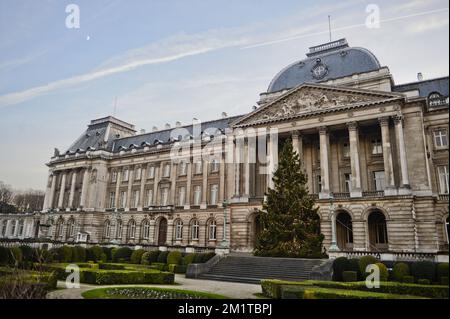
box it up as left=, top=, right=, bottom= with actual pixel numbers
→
left=267, top=39, right=381, bottom=93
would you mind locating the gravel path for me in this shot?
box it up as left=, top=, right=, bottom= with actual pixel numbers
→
left=46, top=275, right=262, bottom=299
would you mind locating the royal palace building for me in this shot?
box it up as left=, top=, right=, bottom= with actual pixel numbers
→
left=1, top=39, right=449, bottom=260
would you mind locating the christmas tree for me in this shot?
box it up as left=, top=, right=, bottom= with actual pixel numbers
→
left=254, top=139, right=325, bottom=258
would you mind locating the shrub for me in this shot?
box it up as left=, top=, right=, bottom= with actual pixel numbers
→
left=130, top=249, right=145, bottom=264
left=393, top=262, right=410, bottom=282
left=0, top=247, right=9, bottom=265
left=411, top=261, right=435, bottom=282
left=358, top=256, right=378, bottom=279
left=403, top=276, right=414, bottom=283
left=101, top=247, right=113, bottom=262
left=342, top=271, right=357, bottom=282
left=141, top=250, right=160, bottom=265
left=193, top=252, right=216, bottom=263
left=58, top=246, right=73, bottom=263
left=19, top=245, right=34, bottom=264
left=182, top=253, right=196, bottom=265
left=332, top=257, right=349, bottom=281
left=157, top=251, right=169, bottom=264
left=72, top=246, right=86, bottom=262
left=86, top=246, right=106, bottom=262
left=375, top=262, right=389, bottom=282
left=98, top=263, right=126, bottom=270
left=151, top=263, right=167, bottom=271
left=418, top=279, right=431, bottom=285
left=112, top=247, right=133, bottom=262
left=167, top=251, right=182, bottom=265
left=347, top=259, right=362, bottom=280
left=168, top=264, right=187, bottom=274
left=441, top=277, right=449, bottom=286
left=437, top=263, right=449, bottom=282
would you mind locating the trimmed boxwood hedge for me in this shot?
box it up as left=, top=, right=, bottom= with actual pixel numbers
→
left=261, top=279, right=448, bottom=299
left=141, top=250, right=160, bottom=265
left=411, top=261, right=436, bottom=282
left=342, top=271, right=357, bottom=282
left=130, top=249, right=145, bottom=264
left=157, top=251, right=169, bottom=264
left=167, top=251, right=182, bottom=265
left=393, top=262, right=410, bottom=282
left=111, top=247, right=133, bottom=262
left=168, top=264, right=187, bottom=274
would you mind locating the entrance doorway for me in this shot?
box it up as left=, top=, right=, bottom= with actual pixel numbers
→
left=157, top=218, right=168, bottom=246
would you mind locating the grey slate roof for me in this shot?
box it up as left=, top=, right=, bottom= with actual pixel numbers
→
left=111, top=115, right=243, bottom=153
left=393, top=76, right=449, bottom=98
left=267, top=39, right=381, bottom=93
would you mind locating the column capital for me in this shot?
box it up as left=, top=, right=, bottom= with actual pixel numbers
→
left=378, top=116, right=390, bottom=126
left=393, top=114, right=404, bottom=124
left=292, top=130, right=301, bottom=138
left=347, top=121, right=358, bottom=131
left=318, top=126, right=328, bottom=134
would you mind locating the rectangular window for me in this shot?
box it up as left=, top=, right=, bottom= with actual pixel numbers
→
left=344, top=173, right=352, bottom=192
left=161, top=187, right=169, bottom=206
left=178, top=186, right=186, bottom=206
left=210, top=159, right=220, bottom=172
left=438, top=165, right=449, bottom=194
left=147, top=166, right=155, bottom=179
left=210, top=184, right=219, bottom=205
left=131, top=190, right=139, bottom=208
left=371, top=139, right=383, bottom=155
left=374, top=171, right=385, bottom=191
left=179, top=162, right=187, bottom=176
left=343, top=142, right=350, bottom=158
left=119, top=191, right=127, bottom=208
left=315, top=175, right=322, bottom=193
left=122, top=169, right=129, bottom=182
left=434, top=130, right=448, bottom=148
left=193, top=186, right=202, bottom=205
left=146, top=189, right=153, bottom=207
left=109, top=192, right=116, bottom=208
left=163, top=163, right=171, bottom=177
left=195, top=160, right=202, bottom=174
left=134, top=167, right=141, bottom=181
left=111, top=171, right=117, bottom=183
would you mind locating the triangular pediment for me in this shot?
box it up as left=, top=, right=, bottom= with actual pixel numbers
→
left=233, top=83, right=405, bottom=127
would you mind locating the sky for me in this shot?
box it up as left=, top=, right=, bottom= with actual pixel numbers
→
left=0, top=0, right=448, bottom=190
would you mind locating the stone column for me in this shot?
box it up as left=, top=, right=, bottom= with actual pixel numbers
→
left=47, top=172, right=57, bottom=210
left=234, top=140, right=241, bottom=197
left=153, top=164, right=160, bottom=206
left=57, top=172, right=67, bottom=209
left=347, top=122, right=362, bottom=197
left=68, top=170, right=77, bottom=209
left=80, top=168, right=90, bottom=209
left=170, top=163, right=177, bottom=205
left=139, top=166, right=147, bottom=209
left=247, top=132, right=257, bottom=198
left=226, top=134, right=235, bottom=199
left=113, top=168, right=121, bottom=208
left=219, top=152, right=225, bottom=206
left=267, top=129, right=278, bottom=189
left=126, top=168, right=134, bottom=210
left=379, top=117, right=396, bottom=195
left=243, top=141, right=250, bottom=198
left=185, top=161, right=192, bottom=209
left=394, top=115, right=411, bottom=194
left=292, top=130, right=303, bottom=167
left=167, top=219, right=174, bottom=246
left=319, top=127, right=331, bottom=199
left=201, top=160, right=208, bottom=209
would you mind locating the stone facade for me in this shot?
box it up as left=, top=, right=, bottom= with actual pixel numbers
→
left=1, top=39, right=448, bottom=259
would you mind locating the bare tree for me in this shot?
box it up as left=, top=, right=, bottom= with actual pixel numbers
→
left=13, top=190, right=45, bottom=213
left=0, top=181, right=13, bottom=204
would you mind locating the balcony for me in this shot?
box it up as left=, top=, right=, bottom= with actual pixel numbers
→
left=438, top=194, right=449, bottom=201
left=332, top=192, right=350, bottom=199
left=362, top=191, right=384, bottom=198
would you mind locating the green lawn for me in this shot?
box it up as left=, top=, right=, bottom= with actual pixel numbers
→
left=82, top=287, right=230, bottom=299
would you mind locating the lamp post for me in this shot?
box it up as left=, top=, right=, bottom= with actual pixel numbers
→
left=329, top=194, right=340, bottom=252
left=220, top=199, right=229, bottom=248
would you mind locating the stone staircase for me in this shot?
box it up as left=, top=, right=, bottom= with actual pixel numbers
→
left=197, top=254, right=328, bottom=284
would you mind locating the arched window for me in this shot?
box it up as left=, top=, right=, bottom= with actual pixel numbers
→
left=116, top=219, right=123, bottom=239
left=103, top=220, right=111, bottom=239
left=1, top=220, right=7, bottom=237
left=208, top=219, right=217, bottom=240
left=368, top=211, right=388, bottom=251
left=191, top=219, right=199, bottom=240
left=336, top=211, right=353, bottom=250
left=127, top=219, right=136, bottom=239
left=141, top=219, right=150, bottom=240
left=55, top=218, right=64, bottom=239
left=174, top=219, right=183, bottom=240
left=66, top=218, right=76, bottom=239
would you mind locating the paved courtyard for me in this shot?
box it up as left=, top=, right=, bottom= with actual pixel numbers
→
left=46, top=274, right=262, bottom=299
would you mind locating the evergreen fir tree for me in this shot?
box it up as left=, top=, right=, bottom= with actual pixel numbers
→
left=254, top=139, right=325, bottom=258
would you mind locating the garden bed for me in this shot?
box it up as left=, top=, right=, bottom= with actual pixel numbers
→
left=82, top=287, right=229, bottom=299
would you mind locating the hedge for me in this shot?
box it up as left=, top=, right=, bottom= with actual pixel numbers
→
left=358, top=256, right=378, bottom=279
left=393, top=262, right=410, bottom=282
left=411, top=261, right=435, bottom=282
left=151, top=262, right=168, bottom=271
left=167, top=251, right=182, bottom=265
left=261, top=279, right=448, bottom=299
left=182, top=253, right=196, bottom=266
left=437, top=263, right=448, bottom=282
left=141, top=250, right=160, bottom=265
left=403, top=276, right=414, bottom=283
left=111, top=247, right=133, bottom=262
left=342, top=271, right=357, bottom=282
left=332, top=257, right=349, bottom=281
left=375, top=262, right=389, bottom=282
left=130, top=249, right=145, bottom=264
left=168, top=264, right=187, bottom=274
left=280, top=285, right=426, bottom=299
left=86, top=246, right=107, bottom=263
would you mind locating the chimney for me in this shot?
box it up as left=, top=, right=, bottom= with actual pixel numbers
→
left=417, top=72, right=423, bottom=81
left=139, top=129, right=146, bottom=134
left=221, top=112, right=228, bottom=119
left=193, top=117, right=199, bottom=124
left=165, top=123, right=171, bottom=129
left=152, top=126, right=158, bottom=132
left=175, top=121, right=182, bottom=128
